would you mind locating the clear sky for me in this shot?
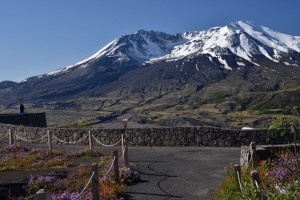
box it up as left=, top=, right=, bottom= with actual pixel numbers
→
left=1, top=0, right=300, bottom=82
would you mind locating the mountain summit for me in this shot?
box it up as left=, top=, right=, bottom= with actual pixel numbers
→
left=1, top=21, right=300, bottom=126
left=42, top=20, right=299, bottom=78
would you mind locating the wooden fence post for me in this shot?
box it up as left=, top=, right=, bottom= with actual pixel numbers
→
left=250, top=142, right=257, bottom=168
left=124, top=141, right=129, bottom=168
left=251, top=170, right=261, bottom=189
left=234, top=164, right=241, bottom=189
left=121, top=134, right=124, bottom=154
left=47, top=130, right=52, bottom=151
left=35, top=188, right=50, bottom=200
left=8, top=129, right=13, bottom=146
left=89, top=131, right=93, bottom=150
left=113, top=150, right=120, bottom=183
left=91, top=163, right=100, bottom=200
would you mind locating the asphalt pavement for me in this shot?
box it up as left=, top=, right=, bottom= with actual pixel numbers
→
left=125, top=146, right=240, bottom=200
left=0, top=141, right=240, bottom=200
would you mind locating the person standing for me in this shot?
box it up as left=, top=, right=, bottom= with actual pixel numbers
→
left=20, top=104, right=25, bottom=115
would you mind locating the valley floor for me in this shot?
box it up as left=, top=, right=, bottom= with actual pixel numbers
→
left=2, top=106, right=298, bottom=129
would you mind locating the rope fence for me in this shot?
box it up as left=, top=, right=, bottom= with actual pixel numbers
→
left=1, top=129, right=125, bottom=150
left=120, top=145, right=126, bottom=159
left=92, top=134, right=122, bottom=147
left=236, top=170, right=243, bottom=193
left=74, top=171, right=95, bottom=199
left=34, top=150, right=126, bottom=200
left=254, top=180, right=259, bottom=189
left=1, top=129, right=129, bottom=167
left=1, top=129, right=130, bottom=177
left=15, top=134, right=47, bottom=142
left=0, top=133, right=7, bottom=140
left=103, top=156, right=116, bottom=176
left=52, top=135, right=88, bottom=145
left=1, top=129, right=131, bottom=200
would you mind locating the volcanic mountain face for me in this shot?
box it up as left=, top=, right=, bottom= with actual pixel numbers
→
left=1, top=21, right=300, bottom=126
left=0, top=81, right=17, bottom=90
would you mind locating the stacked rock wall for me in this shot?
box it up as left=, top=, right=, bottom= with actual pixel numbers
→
left=0, top=123, right=298, bottom=147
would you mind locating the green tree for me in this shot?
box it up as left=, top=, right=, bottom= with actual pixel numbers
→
left=268, top=113, right=296, bottom=136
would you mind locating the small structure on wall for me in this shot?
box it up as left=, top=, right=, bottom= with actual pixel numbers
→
left=0, top=112, right=47, bottom=127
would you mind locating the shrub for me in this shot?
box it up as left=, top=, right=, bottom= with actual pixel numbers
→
left=70, top=149, right=103, bottom=158
left=0, top=143, right=29, bottom=153
left=66, top=120, right=91, bottom=128
left=51, top=191, right=92, bottom=200
left=27, top=175, right=58, bottom=194
left=217, top=154, right=300, bottom=199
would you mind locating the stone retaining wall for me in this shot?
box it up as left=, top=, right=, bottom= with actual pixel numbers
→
left=0, top=123, right=298, bottom=147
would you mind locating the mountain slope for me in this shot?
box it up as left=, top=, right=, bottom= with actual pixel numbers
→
left=0, top=21, right=300, bottom=127
left=0, top=81, right=17, bottom=90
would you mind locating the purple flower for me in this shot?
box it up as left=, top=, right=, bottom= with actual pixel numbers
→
left=0, top=143, right=29, bottom=153
left=268, top=155, right=297, bottom=180
left=269, top=167, right=292, bottom=180
left=51, top=191, right=92, bottom=200
left=28, top=175, right=57, bottom=186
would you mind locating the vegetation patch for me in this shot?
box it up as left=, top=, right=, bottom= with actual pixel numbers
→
left=250, top=90, right=300, bottom=114
left=66, top=120, right=92, bottom=128
left=0, top=144, right=139, bottom=199
left=218, top=113, right=300, bottom=199
left=217, top=153, right=300, bottom=200
left=211, top=92, right=232, bottom=105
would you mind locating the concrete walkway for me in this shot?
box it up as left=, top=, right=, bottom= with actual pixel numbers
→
left=125, top=146, right=240, bottom=200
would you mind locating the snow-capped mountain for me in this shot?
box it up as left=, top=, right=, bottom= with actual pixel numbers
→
left=40, top=20, right=299, bottom=79
left=45, top=30, right=184, bottom=76
left=1, top=21, right=300, bottom=114
left=153, top=21, right=300, bottom=64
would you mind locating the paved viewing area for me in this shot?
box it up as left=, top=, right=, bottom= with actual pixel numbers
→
left=125, top=146, right=240, bottom=200
left=0, top=140, right=240, bottom=200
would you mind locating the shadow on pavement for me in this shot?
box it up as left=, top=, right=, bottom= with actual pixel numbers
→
left=126, top=160, right=182, bottom=200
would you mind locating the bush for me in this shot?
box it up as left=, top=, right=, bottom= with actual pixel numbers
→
left=66, top=120, right=91, bottom=128
left=218, top=154, right=300, bottom=199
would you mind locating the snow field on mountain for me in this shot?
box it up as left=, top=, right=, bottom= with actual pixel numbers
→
left=45, top=21, right=300, bottom=77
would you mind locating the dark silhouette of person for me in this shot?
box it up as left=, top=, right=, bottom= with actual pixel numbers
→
left=20, top=104, right=25, bottom=114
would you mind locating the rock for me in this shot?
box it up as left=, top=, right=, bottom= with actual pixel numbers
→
left=217, top=101, right=237, bottom=114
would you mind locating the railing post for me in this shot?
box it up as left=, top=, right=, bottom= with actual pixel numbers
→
left=45, top=187, right=50, bottom=200
left=91, top=163, right=100, bottom=200
left=251, top=170, right=261, bottom=189
left=35, top=188, right=50, bottom=200
left=124, top=141, right=129, bottom=168
left=47, top=130, right=52, bottom=151
left=89, top=131, right=93, bottom=150
left=250, top=142, right=257, bottom=168
left=234, top=164, right=241, bottom=189
left=113, top=150, right=120, bottom=183
left=8, top=129, right=13, bottom=146
left=121, top=134, right=124, bottom=154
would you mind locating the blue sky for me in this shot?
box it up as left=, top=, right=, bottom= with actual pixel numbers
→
left=1, top=0, right=300, bottom=82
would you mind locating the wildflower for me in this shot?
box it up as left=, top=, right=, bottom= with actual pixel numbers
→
left=51, top=191, right=92, bottom=200
left=269, top=167, right=292, bottom=180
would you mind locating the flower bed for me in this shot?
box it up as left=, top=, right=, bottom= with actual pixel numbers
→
left=0, top=143, right=140, bottom=199
left=217, top=151, right=300, bottom=199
